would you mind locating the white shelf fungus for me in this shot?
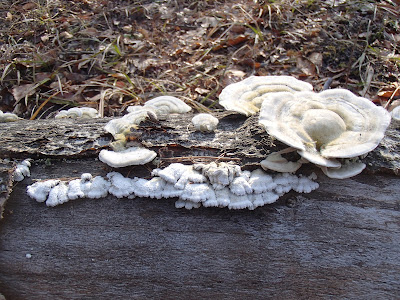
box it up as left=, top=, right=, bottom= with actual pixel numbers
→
left=0, top=110, right=21, bottom=122
left=55, top=107, right=99, bottom=119
left=14, top=159, right=32, bottom=182
left=219, top=76, right=313, bottom=116
left=320, top=160, right=366, bottom=179
left=27, top=179, right=60, bottom=203
left=260, top=151, right=302, bottom=173
left=144, top=96, right=191, bottom=118
left=192, top=113, right=219, bottom=132
left=104, top=108, right=153, bottom=138
left=27, top=162, right=319, bottom=210
left=391, top=106, right=400, bottom=122
left=99, top=147, right=157, bottom=168
left=259, top=89, right=391, bottom=178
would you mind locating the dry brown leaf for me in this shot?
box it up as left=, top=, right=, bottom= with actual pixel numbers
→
left=11, top=84, right=37, bottom=102
left=21, top=2, right=37, bottom=11
left=296, top=57, right=316, bottom=76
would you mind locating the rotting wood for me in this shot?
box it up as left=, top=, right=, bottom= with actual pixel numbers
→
left=0, top=159, right=399, bottom=299
left=0, top=113, right=399, bottom=299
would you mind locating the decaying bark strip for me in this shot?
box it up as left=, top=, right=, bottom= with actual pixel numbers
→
left=0, top=111, right=399, bottom=166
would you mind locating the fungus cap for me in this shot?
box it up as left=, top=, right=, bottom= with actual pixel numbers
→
left=259, top=89, right=391, bottom=166
left=192, top=113, right=219, bottom=132
left=99, top=147, right=157, bottom=168
left=260, top=152, right=303, bottom=173
left=0, top=110, right=21, bottom=122
left=391, top=106, right=400, bottom=122
left=219, top=76, right=313, bottom=116
left=55, top=107, right=99, bottom=119
left=144, top=96, right=191, bottom=116
left=320, top=161, right=366, bottom=179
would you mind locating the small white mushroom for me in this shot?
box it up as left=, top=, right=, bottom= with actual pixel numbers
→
left=259, top=89, right=391, bottom=177
left=219, top=76, right=313, bottom=116
left=144, top=96, right=191, bottom=118
left=191, top=113, right=219, bottom=132
left=99, top=147, right=157, bottom=168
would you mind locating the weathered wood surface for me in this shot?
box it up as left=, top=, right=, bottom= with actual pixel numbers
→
left=0, top=114, right=400, bottom=299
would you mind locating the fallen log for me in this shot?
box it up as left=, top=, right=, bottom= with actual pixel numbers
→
left=0, top=112, right=399, bottom=299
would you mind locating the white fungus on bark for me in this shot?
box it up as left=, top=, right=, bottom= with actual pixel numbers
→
left=27, top=162, right=319, bottom=210
left=0, top=110, right=21, bottom=122
left=99, top=147, right=157, bottom=168
left=259, top=89, right=391, bottom=178
left=143, top=96, right=191, bottom=118
left=191, top=113, right=219, bottom=132
left=55, top=107, right=99, bottom=119
left=219, top=76, right=313, bottom=116
left=14, top=159, right=32, bottom=182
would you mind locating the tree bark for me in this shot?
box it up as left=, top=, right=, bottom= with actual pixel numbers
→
left=0, top=113, right=399, bottom=299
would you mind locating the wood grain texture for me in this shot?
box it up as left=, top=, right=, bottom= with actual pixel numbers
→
left=0, top=114, right=399, bottom=299
left=0, top=159, right=399, bottom=299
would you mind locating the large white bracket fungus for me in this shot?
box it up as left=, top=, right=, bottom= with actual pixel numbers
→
left=55, top=107, right=99, bottom=119
left=27, top=162, right=319, bottom=210
left=219, top=76, right=313, bottom=116
left=99, top=147, right=157, bottom=168
left=191, top=113, right=219, bottom=132
left=259, top=89, right=391, bottom=178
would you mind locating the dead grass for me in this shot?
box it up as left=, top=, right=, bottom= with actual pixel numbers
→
left=0, top=0, right=399, bottom=119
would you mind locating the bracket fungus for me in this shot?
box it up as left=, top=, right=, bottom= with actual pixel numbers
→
left=55, top=107, right=99, bottom=119
left=191, top=113, right=219, bottom=132
left=14, top=159, right=32, bottom=182
left=0, top=110, right=21, bottom=122
left=143, top=96, right=191, bottom=118
left=28, top=162, right=319, bottom=210
left=259, top=89, right=391, bottom=178
left=260, top=148, right=303, bottom=173
left=99, top=147, right=157, bottom=168
left=219, top=76, right=313, bottom=116
left=101, top=106, right=158, bottom=167
left=391, top=106, right=400, bottom=122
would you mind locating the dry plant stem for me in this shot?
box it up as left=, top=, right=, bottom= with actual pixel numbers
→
left=30, top=91, right=60, bottom=120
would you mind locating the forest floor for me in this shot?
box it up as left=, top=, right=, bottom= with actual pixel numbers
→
left=0, top=0, right=399, bottom=119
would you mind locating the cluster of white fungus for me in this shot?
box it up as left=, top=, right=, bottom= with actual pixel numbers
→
left=27, top=173, right=110, bottom=207
left=258, top=89, right=391, bottom=178
left=100, top=96, right=191, bottom=168
left=219, top=75, right=391, bottom=179
left=14, top=159, right=32, bottom=182
left=55, top=107, right=99, bottom=119
left=27, top=162, right=319, bottom=210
